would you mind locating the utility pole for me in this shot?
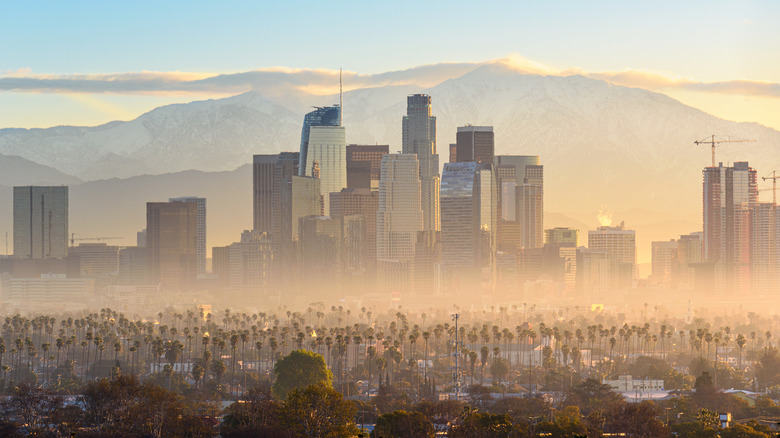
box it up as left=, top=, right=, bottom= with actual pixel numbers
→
left=452, top=313, right=460, bottom=400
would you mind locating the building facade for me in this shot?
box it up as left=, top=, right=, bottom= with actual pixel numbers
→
left=169, top=196, right=206, bottom=276
left=13, top=186, right=69, bottom=259
left=402, top=94, right=440, bottom=232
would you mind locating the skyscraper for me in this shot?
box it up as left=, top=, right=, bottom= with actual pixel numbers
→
left=702, top=161, right=757, bottom=293
left=588, top=222, right=636, bottom=289
left=304, top=126, right=346, bottom=216
left=298, top=105, right=341, bottom=177
left=169, top=197, right=206, bottom=276
left=495, top=156, right=544, bottom=250
left=13, top=186, right=68, bottom=259
left=146, top=201, right=197, bottom=291
left=455, top=126, right=494, bottom=164
left=253, top=153, right=299, bottom=239
left=377, top=154, right=423, bottom=292
left=440, top=162, right=497, bottom=296
left=402, top=94, right=440, bottom=231
left=346, top=144, right=388, bottom=190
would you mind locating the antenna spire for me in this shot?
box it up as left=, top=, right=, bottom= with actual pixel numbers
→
left=339, top=68, right=343, bottom=126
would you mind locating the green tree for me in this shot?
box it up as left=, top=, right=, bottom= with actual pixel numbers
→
left=281, top=383, right=358, bottom=438
left=372, top=410, right=434, bottom=438
left=450, top=409, right=525, bottom=438
left=272, top=349, right=332, bottom=399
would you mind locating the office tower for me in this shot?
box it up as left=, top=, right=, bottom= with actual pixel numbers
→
left=377, top=154, right=423, bottom=291
left=449, top=144, right=457, bottom=163
left=545, top=228, right=579, bottom=247
left=702, top=162, right=757, bottom=293
left=68, top=243, right=119, bottom=278
left=146, top=201, right=197, bottom=291
left=330, top=188, right=379, bottom=269
left=137, top=229, right=147, bottom=248
left=402, top=94, right=440, bottom=231
left=440, top=162, right=497, bottom=295
left=752, top=203, right=776, bottom=293
left=118, top=246, right=147, bottom=285
left=253, top=153, right=299, bottom=238
left=299, top=214, right=365, bottom=298
left=303, top=126, right=346, bottom=215
left=455, top=126, right=494, bottom=164
left=495, top=156, right=544, bottom=250
left=576, top=248, right=610, bottom=297
left=588, top=222, right=636, bottom=289
left=651, top=240, right=678, bottom=286
left=298, top=105, right=341, bottom=177
left=13, top=186, right=68, bottom=259
left=291, top=175, right=322, bottom=240
left=346, top=144, right=388, bottom=190
left=412, top=231, right=441, bottom=296
left=170, top=197, right=206, bottom=276
left=211, top=246, right=230, bottom=286
left=226, top=230, right=277, bottom=294
left=675, top=232, right=703, bottom=289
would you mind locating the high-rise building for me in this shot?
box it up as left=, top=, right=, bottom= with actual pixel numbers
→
left=146, top=201, right=197, bottom=291
left=13, top=186, right=68, bottom=259
left=588, top=222, right=636, bottom=289
left=651, top=240, right=678, bottom=286
left=303, top=126, right=346, bottom=215
left=402, top=94, right=440, bottom=231
left=68, top=243, right=119, bottom=279
left=170, top=197, right=206, bottom=276
left=298, top=105, right=341, bottom=177
left=702, top=161, right=757, bottom=293
left=377, top=154, right=423, bottom=291
left=545, top=228, right=579, bottom=247
left=455, top=126, right=494, bottom=164
left=440, top=162, right=497, bottom=296
left=291, top=175, right=322, bottom=240
left=346, top=144, right=388, bottom=190
left=330, top=188, right=379, bottom=269
left=253, top=153, right=299, bottom=238
left=752, top=203, right=776, bottom=293
left=495, top=156, right=544, bottom=250
left=226, top=230, right=277, bottom=295
left=118, top=246, right=147, bottom=285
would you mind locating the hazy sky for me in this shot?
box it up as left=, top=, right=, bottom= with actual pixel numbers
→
left=2, top=0, right=778, bottom=129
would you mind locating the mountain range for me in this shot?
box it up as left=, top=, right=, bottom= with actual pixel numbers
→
left=1, top=61, right=778, bottom=262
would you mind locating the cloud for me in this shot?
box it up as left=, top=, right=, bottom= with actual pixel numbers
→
left=2, top=55, right=780, bottom=100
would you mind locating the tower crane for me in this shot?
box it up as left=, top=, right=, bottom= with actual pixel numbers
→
left=762, top=171, right=780, bottom=205
left=694, top=135, right=756, bottom=167
left=70, top=233, right=123, bottom=247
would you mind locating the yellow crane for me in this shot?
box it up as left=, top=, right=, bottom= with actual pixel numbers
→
left=694, top=135, right=756, bottom=167
left=762, top=171, right=780, bottom=205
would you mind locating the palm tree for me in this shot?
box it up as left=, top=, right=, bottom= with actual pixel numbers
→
left=736, top=334, right=747, bottom=370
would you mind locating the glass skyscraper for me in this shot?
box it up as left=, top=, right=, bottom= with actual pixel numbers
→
left=402, top=94, right=440, bottom=232
left=299, top=105, right=341, bottom=177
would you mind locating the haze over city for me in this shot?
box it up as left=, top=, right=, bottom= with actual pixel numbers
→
left=1, top=1, right=780, bottom=437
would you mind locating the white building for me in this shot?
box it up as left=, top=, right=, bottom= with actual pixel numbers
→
left=603, top=375, right=664, bottom=392
left=304, top=126, right=346, bottom=216
left=377, top=154, right=423, bottom=291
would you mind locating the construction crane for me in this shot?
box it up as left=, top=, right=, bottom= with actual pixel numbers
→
left=70, top=233, right=123, bottom=247
left=694, top=135, right=756, bottom=167
left=762, top=171, right=780, bottom=205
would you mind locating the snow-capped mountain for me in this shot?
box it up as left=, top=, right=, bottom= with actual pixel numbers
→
left=2, top=61, right=779, bottom=229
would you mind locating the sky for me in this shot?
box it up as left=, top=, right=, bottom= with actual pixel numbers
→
left=1, top=0, right=779, bottom=129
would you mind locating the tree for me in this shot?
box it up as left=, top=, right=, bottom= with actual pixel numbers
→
left=281, top=384, right=358, bottom=438
left=450, top=409, right=525, bottom=438
left=372, top=410, right=435, bottom=438
left=222, top=383, right=292, bottom=438
left=1, top=382, right=63, bottom=436
left=272, top=349, right=333, bottom=399
left=755, top=347, right=780, bottom=390
left=604, top=401, right=669, bottom=438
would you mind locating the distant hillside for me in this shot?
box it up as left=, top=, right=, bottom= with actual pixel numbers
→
left=0, top=153, right=80, bottom=186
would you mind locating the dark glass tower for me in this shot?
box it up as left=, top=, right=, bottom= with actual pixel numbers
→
left=298, top=106, right=341, bottom=177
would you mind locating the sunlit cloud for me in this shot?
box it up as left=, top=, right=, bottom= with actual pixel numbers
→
left=3, top=55, right=780, bottom=101
left=64, top=94, right=138, bottom=120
